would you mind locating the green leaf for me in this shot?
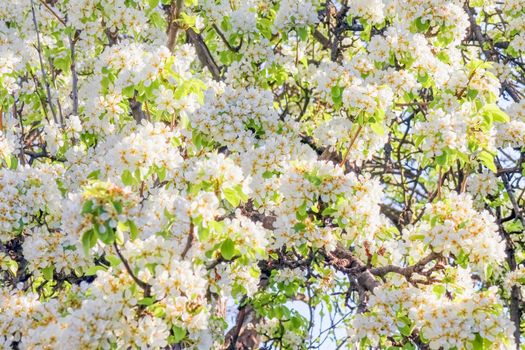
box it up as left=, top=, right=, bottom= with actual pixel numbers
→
left=220, top=238, right=235, bottom=260
left=321, top=207, right=337, bottom=216
left=122, top=85, right=135, bottom=98
left=223, top=187, right=240, bottom=207
left=480, top=104, right=509, bottom=123
left=477, top=150, right=497, bottom=173
left=305, top=173, right=322, bottom=186
left=5, top=155, right=18, bottom=170
left=192, top=131, right=203, bottom=149
left=128, top=220, right=139, bottom=240
left=156, top=166, right=166, bottom=182
left=198, top=225, right=210, bottom=241
left=121, top=169, right=134, bottom=186
left=81, top=200, right=94, bottom=215
left=97, top=225, right=115, bottom=245
left=296, top=202, right=308, bottom=220
left=472, top=333, right=484, bottom=350
left=370, top=123, right=385, bottom=136
left=262, top=170, right=275, bottom=179
left=415, top=17, right=430, bottom=32
left=256, top=18, right=272, bottom=40
left=85, top=265, right=106, bottom=276
left=42, top=266, right=54, bottom=281
left=409, top=234, right=425, bottom=241
left=435, top=152, right=448, bottom=166
left=456, top=249, right=469, bottom=268
left=137, top=297, right=155, bottom=306
left=180, top=13, right=196, bottom=28
left=87, top=170, right=100, bottom=180
left=112, top=200, right=123, bottom=214
left=418, top=70, right=430, bottom=84
left=115, top=227, right=124, bottom=245
left=6, top=260, right=17, bottom=276
left=221, top=16, right=232, bottom=32
left=436, top=51, right=451, bottom=64
left=418, top=329, right=430, bottom=344
left=297, top=27, right=308, bottom=41
left=148, top=0, right=159, bottom=8
left=293, top=223, right=306, bottom=232
left=106, top=254, right=121, bottom=266
left=54, top=56, right=71, bottom=72
left=504, top=219, right=523, bottom=233
left=432, top=284, right=446, bottom=297
left=331, top=86, right=343, bottom=106
left=398, top=325, right=412, bottom=337
left=466, top=89, right=479, bottom=100
left=437, top=31, right=453, bottom=46
left=150, top=10, right=166, bottom=27
left=484, top=264, right=493, bottom=280
left=82, top=229, right=97, bottom=255
left=234, top=184, right=249, bottom=202
left=171, top=326, right=187, bottom=343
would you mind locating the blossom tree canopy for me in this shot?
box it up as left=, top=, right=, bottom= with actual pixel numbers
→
left=1, top=0, right=525, bottom=349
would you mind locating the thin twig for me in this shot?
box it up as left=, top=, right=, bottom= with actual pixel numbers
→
left=113, top=242, right=151, bottom=296
left=37, top=0, right=66, bottom=26
left=339, top=124, right=362, bottom=166
left=30, top=0, right=58, bottom=124
left=69, top=35, right=78, bottom=116
left=181, top=223, right=194, bottom=259
left=212, top=24, right=240, bottom=52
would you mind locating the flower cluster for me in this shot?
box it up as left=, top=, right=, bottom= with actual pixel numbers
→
left=190, top=84, right=281, bottom=152
left=403, top=192, right=506, bottom=270
left=62, top=180, right=140, bottom=252
left=348, top=0, right=385, bottom=24
left=273, top=0, right=319, bottom=31
left=200, top=0, right=257, bottom=34
left=496, top=100, right=525, bottom=148
left=505, top=266, right=525, bottom=292
left=1, top=0, right=524, bottom=349
left=413, top=108, right=468, bottom=157
left=0, top=131, right=15, bottom=160
left=467, top=170, right=499, bottom=201
left=272, top=160, right=383, bottom=251
left=256, top=317, right=305, bottom=349
left=351, top=281, right=514, bottom=349
left=22, top=225, right=90, bottom=276
left=0, top=165, right=63, bottom=242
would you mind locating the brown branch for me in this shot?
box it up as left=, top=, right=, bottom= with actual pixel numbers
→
left=313, top=29, right=331, bottom=50
left=69, top=35, right=78, bottom=116
left=166, top=0, right=183, bottom=52
left=339, top=125, right=362, bottom=167
left=129, top=97, right=146, bottom=123
left=181, top=223, right=194, bottom=259
left=113, top=242, right=151, bottom=297
left=37, top=0, right=66, bottom=26
left=186, top=28, right=221, bottom=81
left=370, top=252, right=440, bottom=279
left=496, top=207, right=522, bottom=348
left=326, top=246, right=380, bottom=291
left=206, top=255, right=239, bottom=270
left=212, top=24, right=240, bottom=52
left=496, top=157, right=525, bottom=228
left=222, top=264, right=270, bottom=350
